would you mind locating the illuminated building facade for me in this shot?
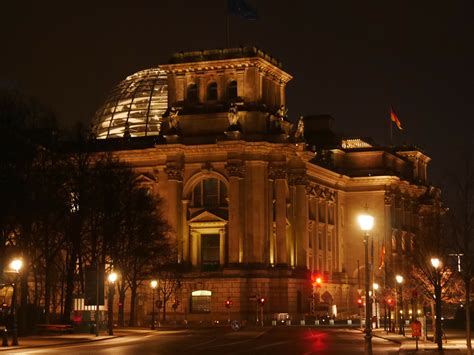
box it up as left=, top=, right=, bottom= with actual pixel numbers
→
left=92, top=47, right=434, bottom=324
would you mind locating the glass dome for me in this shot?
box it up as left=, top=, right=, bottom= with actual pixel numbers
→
left=93, top=68, right=168, bottom=139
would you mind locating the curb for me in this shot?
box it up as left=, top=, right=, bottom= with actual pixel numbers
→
left=372, top=332, right=402, bottom=345
left=0, top=335, right=119, bottom=352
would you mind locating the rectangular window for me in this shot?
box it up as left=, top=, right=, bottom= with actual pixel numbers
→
left=318, top=231, right=323, bottom=250
left=328, top=205, right=334, bottom=225
left=201, top=234, right=220, bottom=265
left=318, top=202, right=326, bottom=223
left=327, top=231, right=332, bottom=251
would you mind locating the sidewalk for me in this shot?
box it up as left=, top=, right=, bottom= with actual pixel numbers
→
left=0, top=333, right=116, bottom=352
left=372, top=327, right=468, bottom=353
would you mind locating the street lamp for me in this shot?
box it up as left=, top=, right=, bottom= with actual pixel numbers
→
left=107, top=271, right=118, bottom=336
left=431, top=257, right=443, bottom=351
left=395, top=275, right=404, bottom=335
left=9, top=258, right=23, bottom=346
left=358, top=212, right=374, bottom=355
left=150, top=280, right=158, bottom=330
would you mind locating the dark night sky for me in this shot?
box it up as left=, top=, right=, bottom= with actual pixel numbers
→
left=1, top=0, right=473, bottom=190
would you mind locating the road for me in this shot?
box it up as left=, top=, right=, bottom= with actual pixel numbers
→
left=3, top=327, right=402, bottom=355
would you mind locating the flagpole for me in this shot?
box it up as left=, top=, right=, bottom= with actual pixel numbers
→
left=226, top=14, right=230, bottom=47
left=389, top=113, right=393, bottom=146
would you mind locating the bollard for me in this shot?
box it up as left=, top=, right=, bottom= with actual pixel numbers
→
left=2, top=329, right=8, bottom=347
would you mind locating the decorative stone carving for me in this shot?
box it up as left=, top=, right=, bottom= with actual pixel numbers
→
left=268, top=163, right=287, bottom=180
left=276, top=105, right=288, bottom=121
left=225, top=160, right=245, bottom=178
left=384, top=190, right=393, bottom=205
left=201, top=161, right=213, bottom=175
left=288, top=170, right=307, bottom=186
left=165, top=163, right=183, bottom=181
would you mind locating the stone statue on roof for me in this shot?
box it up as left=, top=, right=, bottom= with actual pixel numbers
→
left=295, top=116, right=304, bottom=139
left=227, top=103, right=239, bottom=126
left=168, top=108, right=180, bottom=130
left=276, top=105, right=288, bottom=121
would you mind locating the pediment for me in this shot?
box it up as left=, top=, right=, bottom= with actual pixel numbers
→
left=134, top=173, right=156, bottom=184
left=189, top=210, right=227, bottom=223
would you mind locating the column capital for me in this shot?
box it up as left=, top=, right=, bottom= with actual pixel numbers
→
left=268, top=162, right=287, bottom=180
left=165, top=163, right=183, bottom=181
left=225, top=160, right=245, bottom=178
left=288, top=169, right=307, bottom=186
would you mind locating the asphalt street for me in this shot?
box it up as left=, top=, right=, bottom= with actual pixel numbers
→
left=2, top=327, right=404, bottom=355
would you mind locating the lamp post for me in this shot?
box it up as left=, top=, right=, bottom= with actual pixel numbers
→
left=9, top=258, right=22, bottom=346
left=431, top=257, right=443, bottom=351
left=150, top=280, right=158, bottom=330
left=395, top=275, right=404, bottom=335
left=107, top=272, right=117, bottom=336
left=358, top=213, right=374, bottom=355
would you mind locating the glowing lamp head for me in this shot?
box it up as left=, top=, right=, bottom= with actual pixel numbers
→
left=10, top=259, right=23, bottom=273
left=373, top=283, right=379, bottom=290
left=396, top=275, right=404, bottom=284
left=150, top=280, right=158, bottom=289
left=108, top=272, right=118, bottom=283
left=431, top=257, right=441, bottom=269
left=358, top=214, right=374, bottom=231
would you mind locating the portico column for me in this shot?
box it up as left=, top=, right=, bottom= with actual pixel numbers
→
left=165, top=163, right=183, bottom=263
left=226, top=160, right=245, bottom=264
left=290, top=170, right=308, bottom=268
left=182, top=199, right=190, bottom=262
left=190, top=231, right=200, bottom=267
left=270, top=164, right=288, bottom=266
left=219, top=228, right=226, bottom=266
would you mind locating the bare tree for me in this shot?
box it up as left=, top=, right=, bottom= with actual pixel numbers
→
left=447, top=151, right=474, bottom=355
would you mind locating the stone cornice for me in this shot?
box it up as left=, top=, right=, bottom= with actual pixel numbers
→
left=161, top=57, right=293, bottom=84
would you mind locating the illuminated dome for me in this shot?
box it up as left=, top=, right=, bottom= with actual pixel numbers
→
left=93, top=68, right=168, bottom=139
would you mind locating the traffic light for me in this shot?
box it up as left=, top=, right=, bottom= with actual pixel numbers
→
left=357, top=298, right=363, bottom=308
left=258, top=297, right=265, bottom=307
left=311, top=274, right=323, bottom=287
left=387, top=298, right=393, bottom=307
left=225, top=298, right=233, bottom=308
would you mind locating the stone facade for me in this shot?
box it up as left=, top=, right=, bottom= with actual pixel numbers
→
left=92, top=47, right=436, bottom=325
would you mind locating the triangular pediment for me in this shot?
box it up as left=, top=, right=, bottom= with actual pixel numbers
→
left=189, top=210, right=226, bottom=223
left=134, top=173, right=156, bottom=184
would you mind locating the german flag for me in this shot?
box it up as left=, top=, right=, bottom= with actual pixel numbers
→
left=390, top=106, right=402, bottom=130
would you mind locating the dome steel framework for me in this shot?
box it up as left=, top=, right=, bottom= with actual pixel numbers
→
left=93, top=68, right=168, bottom=139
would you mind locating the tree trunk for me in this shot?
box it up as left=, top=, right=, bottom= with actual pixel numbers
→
left=118, top=287, right=126, bottom=327
left=465, top=277, right=472, bottom=355
left=43, top=266, right=51, bottom=324
left=19, top=267, right=29, bottom=335
left=129, top=286, right=137, bottom=327
left=61, top=251, right=76, bottom=323
left=162, top=299, right=167, bottom=322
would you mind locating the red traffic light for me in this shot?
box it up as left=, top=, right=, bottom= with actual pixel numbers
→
left=311, top=274, right=323, bottom=287
left=357, top=298, right=363, bottom=308
left=225, top=299, right=232, bottom=308
left=258, top=297, right=265, bottom=306
left=387, top=298, right=393, bottom=305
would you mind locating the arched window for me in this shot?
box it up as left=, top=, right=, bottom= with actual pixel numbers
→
left=207, top=82, right=218, bottom=101
left=192, top=178, right=228, bottom=208
left=187, top=83, right=199, bottom=102
left=227, top=80, right=237, bottom=99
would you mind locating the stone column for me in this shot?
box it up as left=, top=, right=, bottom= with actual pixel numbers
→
left=190, top=231, right=200, bottom=267
left=182, top=199, right=190, bottom=263
left=219, top=228, right=226, bottom=266
left=270, top=163, right=288, bottom=266
left=225, top=160, right=245, bottom=264
left=290, top=169, right=308, bottom=269
left=165, top=163, right=183, bottom=263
